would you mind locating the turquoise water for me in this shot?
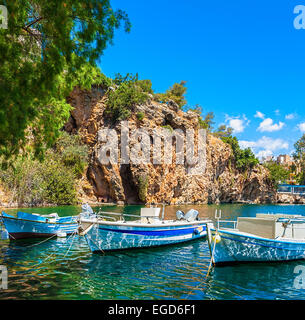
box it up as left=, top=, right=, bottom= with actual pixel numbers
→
left=1, top=204, right=305, bottom=300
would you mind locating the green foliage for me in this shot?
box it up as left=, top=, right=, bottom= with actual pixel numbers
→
left=221, top=136, right=259, bottom=171
left=0, top=1, right=130, bottom=158
left=188, top=105, right=215, bottom=131
left=42, top=159, right=77, bottom=206
left=136, top=80, right=154, bottom=94
left=0, top=132, right=88, bottom=206
left=199, top=112, right=215, bottom=131
left=161, top=125, right=174, bottom=132
left=264, top=162, right=290, bottom=187
left=293, top=134, right=305, bottom=162
left=136, top=112, right=145, bottom=121
left=154, top=81, right=187, bottom=108
left=138, top=175, right=149, bottom=203
left=105, top=73, right=150, bottom=121
left=293, top=134, right=305, bottom=184
left=214, top=124, right=233, bottom=138
left=53, top=132, right=89, bottom=178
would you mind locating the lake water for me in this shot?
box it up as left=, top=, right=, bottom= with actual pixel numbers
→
left=1, top=204, right=305, bottom=300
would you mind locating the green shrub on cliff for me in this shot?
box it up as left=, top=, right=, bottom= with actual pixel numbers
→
left=0, top=132, right=88, bottom=206
left=138, top=175, right=149, bottom=203
left=154, top=81, right=187, bottom=108
left=221, top=136, right=258, bottom=171
left=293, top=134, right=305, bottom=184
left=42, top=160, right=77, bottom=205
left=105, top=73, right=150, bottom=121
left=263, top=162, right=290, bottom=187
left=53, top=132, right=88, bottom=178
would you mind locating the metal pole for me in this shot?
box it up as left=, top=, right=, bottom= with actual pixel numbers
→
left=161, top=203, right=165, bottom=221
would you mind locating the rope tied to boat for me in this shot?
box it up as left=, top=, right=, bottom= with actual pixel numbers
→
left=206, top=232, right=218, bottom=279
left=280, top=219, right=291, bottom=238
left=28, top=230, right=79, bottom=270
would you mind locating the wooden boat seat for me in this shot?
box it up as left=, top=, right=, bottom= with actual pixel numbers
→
left=237, top=217, right=276, bottom=239
left=237, top=215, right=305, bottom=240
left=140, top=208, right=161, bottom=224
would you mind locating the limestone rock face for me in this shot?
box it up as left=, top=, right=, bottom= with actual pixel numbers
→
left=65, top=87, right=276, bottom=205
left=277, top=193, right=305, bottom=204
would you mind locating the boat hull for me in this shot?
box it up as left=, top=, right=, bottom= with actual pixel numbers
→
left=1, top=215, right=78, bottom=239
left=209, top=228, right=305, bottom=265
left=83, top=221, right=207, bottom=252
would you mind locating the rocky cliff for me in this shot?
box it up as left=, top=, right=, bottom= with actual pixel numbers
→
left=64, top=86, right=276, bottom=205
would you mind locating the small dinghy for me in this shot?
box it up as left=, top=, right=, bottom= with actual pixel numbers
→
left=206, top=211, right=305, bottom=265
left=78, top=205, right=210, bottom=252
left=0, top=211, right=78, bottom=239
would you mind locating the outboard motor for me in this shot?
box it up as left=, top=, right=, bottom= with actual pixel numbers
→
left=184, top=209, right=199, bottom=222
left=80, top=203, right=95, bottom=219
left=176, top=210, right=185, bottom=220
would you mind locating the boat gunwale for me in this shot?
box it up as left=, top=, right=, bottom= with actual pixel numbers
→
left=81, top=218, right=211, bottom=228
left=211, top=227, right=305, bottom=245
left=1, top=215, right=77, bottom=225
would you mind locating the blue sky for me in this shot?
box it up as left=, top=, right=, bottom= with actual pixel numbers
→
left=98, top=0, right=305, bottom=159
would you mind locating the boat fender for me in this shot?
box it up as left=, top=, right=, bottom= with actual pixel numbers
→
left=194, top=226, right=203, bottom=235
left=212, top=234, right=221, bottom=243
left=1, top=229, right=9, bottom=240
left=56, top=231, right=67, bottom=238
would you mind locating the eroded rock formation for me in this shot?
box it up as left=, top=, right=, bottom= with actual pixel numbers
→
left=65, top=86, right=276, bottom=205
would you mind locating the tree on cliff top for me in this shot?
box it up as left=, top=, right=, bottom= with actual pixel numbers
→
left=221, top=136, right=259, bottom=171
left=293, top=134, right=305, bottom=184
left=263, top=161, right=290, bottom=187
left=154, top=81, right=187, bottom=108
left=0, top=1, right=130, bottom=159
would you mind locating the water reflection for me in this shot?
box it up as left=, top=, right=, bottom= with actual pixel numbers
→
left=1, top=204, right=305, bottom=299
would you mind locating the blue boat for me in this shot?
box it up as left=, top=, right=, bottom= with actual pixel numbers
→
left=206, top=213, right=305, bottom=265
left=0, top=211, right=78, bottom=239
left=78, top=207, right=209, bottom=252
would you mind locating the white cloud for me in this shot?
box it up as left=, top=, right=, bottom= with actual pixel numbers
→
left=256, top=149, right=273, bottom=159
left=240, top=136, right=288, bottom=152
left=239, top=136, right=289, bottom=159
left=298, top=122, right=305, bottom=132
left=285, top=113, right=296, bottom=120
left=274, top=109, right=280, bottom=115
left=225, top=114, right=249, bottom=134
left=254, top=111, right=265, bottom=119
left=257, top=118, right=285, bottom=132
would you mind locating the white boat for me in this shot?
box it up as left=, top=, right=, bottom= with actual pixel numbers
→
left=78, top=206, right=209, bottom=252
left=206, top=212, right=305, bottom=265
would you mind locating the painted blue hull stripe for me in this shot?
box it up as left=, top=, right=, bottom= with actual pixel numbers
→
left=218, top=234, right=305, bottom=251
left=98, top=226, right=206, bottom=236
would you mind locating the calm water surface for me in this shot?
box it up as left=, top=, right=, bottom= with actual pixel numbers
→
left=1, top=204, right=305, bottom=300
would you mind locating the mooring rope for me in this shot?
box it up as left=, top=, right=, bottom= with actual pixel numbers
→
left=184, top=229, right=246, bottom=300
left=62, top=230, right=78, bottom=259
left=27, top=231, right=79, bottom=269
left=184, top=236, right=217, bottom=299
left=21, top=234, right=57, bottom=248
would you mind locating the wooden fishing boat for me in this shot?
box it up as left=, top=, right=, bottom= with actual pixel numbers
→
left=78, top=206, right=209, bottom=252
left=0, top=211, right=78, bottom=239
left=206, top=212, right=305, bottom=265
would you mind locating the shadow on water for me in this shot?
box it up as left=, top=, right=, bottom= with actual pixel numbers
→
left=1, top=203, right=305, bottom=299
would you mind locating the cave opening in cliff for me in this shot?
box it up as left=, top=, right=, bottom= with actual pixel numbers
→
left=120, top=164, right=141, bottom=204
